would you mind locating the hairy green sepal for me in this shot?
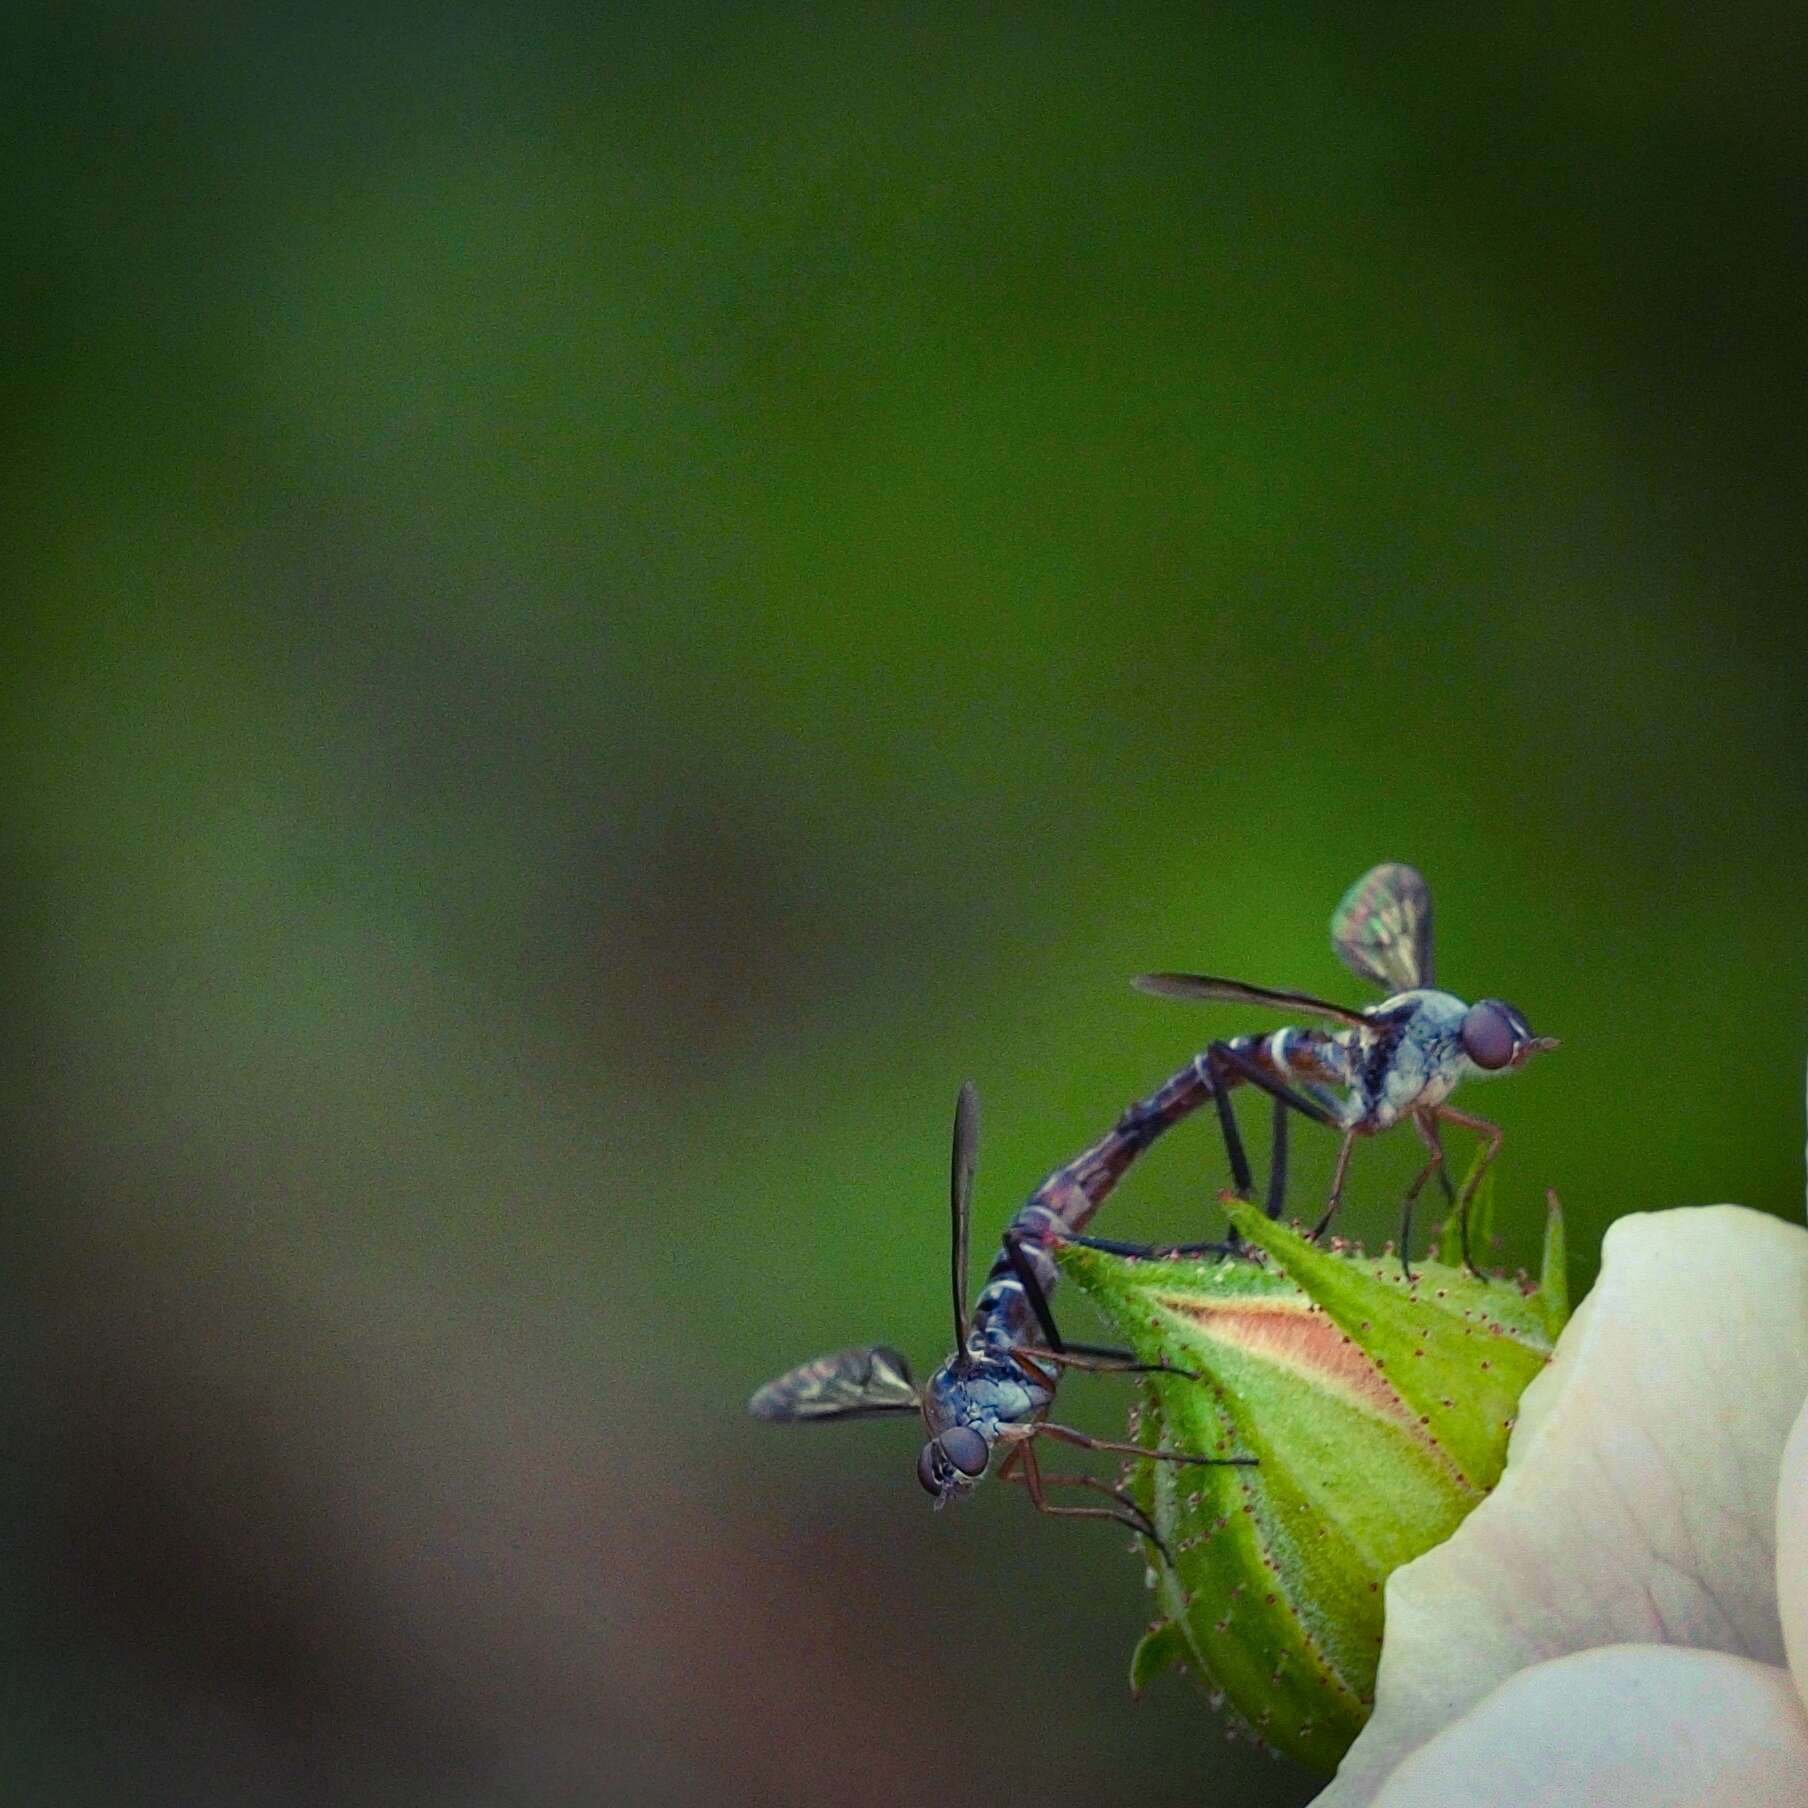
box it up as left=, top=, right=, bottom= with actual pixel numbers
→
left=1056, top=1197, right=1566, bottom=1772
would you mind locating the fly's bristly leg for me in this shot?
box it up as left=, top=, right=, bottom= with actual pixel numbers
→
left=1016, top=1343, right=1205, bottom=1383
left=1430, top=1119, right=1457, bottom=1207
left=1000, top=1440, right=1169, bottom=1558
left=1396, top=1111, right=1448, bottom=1283
left=1000, top=1228, right=1065, bottom=1352
left=1265, top=1091, right=1290, bottom=1220
left=1059, top=1232, right=1245, bottom=1262
left=1207, top=1038, right=1336, bottom=1241
left=1035, top=1421, right=1256, bottom=1467
left=1204, top=1045, right=1255, bottom=1201
left=1434, top=1103, right=1506, bottom=1279
left=1311, top=1129, right=1361, bottom=1241
left=1208, top=1040, right=1339, bottom=1131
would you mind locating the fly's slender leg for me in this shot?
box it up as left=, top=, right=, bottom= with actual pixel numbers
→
left=1265, top=1091, right=1289, bottom=1220
left=1007, top=1463, right=1150, bottom=1509
left=1433, top=1103, right=1505, bottom=1278
left=1312, top=1129, right=1361, bottom=1239
left=1002, top=1235, right=1214, bottom=1372
left=1063, top=1338, right=1183, bottom=1362
left=1017, top=1344, right=1205, bottom=1383
left=1004, top=1233, right=1211, bottom=1378
left=1205, top=1048, right=1254, bottom=1200
left=1430, top=1120, right=1456, bottom=1207
left=1001, top=1228, right=1066, bottom=1352
left=1205, top=1040, right=1328, bottom=1246
left=999, top=1447, right=1150, bottom=1510
left=1198, top=1046, right=1256, bottom=1253
left=1209, top=1041, right=1339, bottom=1132
left=1035, top=1421, right=1256, bottom=1467
left=1437, top=1105, right=1506, bottom=1205
left=1395, top=1112, right=1447, bottom=1282
left=1061, top=1232, right=1244, bottom=1261
left=999, top=1440, right=1167, bottom=1556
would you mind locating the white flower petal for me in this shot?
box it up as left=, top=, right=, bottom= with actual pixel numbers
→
left=1777, top=1393, right=1808, bottom=1717
left=1322, top=1206, right=1808, bottom=1807
left=1367, top=1645, right=1808, bottom=1808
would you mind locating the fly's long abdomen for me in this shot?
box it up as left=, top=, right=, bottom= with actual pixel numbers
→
left=1044, top=1052, right=1217, bottom=1229
left=1229, top=1026, right=1352, bottom=1093
left=965, top=1052, right=1221, bottom=1354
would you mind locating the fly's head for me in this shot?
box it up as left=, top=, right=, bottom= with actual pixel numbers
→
left=915, top=1423, right=991, bottom=1505
left=1460, top=998, right=1560, bottom=1075
left=916, top=1359, right=996, bottom=1507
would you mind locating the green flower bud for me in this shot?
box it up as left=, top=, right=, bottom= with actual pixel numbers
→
left=1056, top=1193, right=1569, bottom=1773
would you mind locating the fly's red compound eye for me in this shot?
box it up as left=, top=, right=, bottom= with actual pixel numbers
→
left=916, top=1443, right=942, bottom=1494
left=1461, top=1000, right=1517, bottom=1070
left=940, top=1425, right=989, bottom=1477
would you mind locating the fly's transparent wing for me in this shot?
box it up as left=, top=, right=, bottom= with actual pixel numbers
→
left=747, top=1345, right=919, bottom=1422
left=1330, top=863, right=1434, bottom=992
left=1133, top=971, right=1369, bottom=1028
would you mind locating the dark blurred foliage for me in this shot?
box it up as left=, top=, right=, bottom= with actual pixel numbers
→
left=4, top=3, right=1806, bottom=1804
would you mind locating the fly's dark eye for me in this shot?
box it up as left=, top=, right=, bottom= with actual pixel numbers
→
left=1461, top=1001, right=1516, bottom=1070
left=917, top=1443, right=942, bottom=1495
left=940, top=1425, right=989, bottom=1477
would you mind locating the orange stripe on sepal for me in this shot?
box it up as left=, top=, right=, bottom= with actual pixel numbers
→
left=1153, top=1292, right=1420, bottom=1429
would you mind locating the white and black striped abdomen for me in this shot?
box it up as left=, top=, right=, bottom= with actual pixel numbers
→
left=1226, top=1025, right=1355, bottom=1099
left=967, top=1258, right=1044, bottom=1359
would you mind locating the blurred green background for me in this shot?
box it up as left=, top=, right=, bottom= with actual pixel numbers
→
left=6, top=3, right=1806, bottom=1804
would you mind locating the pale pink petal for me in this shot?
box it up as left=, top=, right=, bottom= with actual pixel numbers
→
left=1777, top=1395, right=1808, bottom=1718
left=1322, top=1206, right=1808, bottom=1807
left=1367, top=1646, right=1808, bottom=1808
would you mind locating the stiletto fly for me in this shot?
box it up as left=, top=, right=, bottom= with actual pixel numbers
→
left=748, top=1072, right=1272, bottom=1553
left=1135, top=862, right=1558, bottom=1276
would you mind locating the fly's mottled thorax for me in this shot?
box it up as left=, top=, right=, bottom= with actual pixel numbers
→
left=1356, top=989, right=1472, bottom=1129
left=917, top=1349, right=1051, bottom=1504
left=921, top=1352, right=1050, bottom=1442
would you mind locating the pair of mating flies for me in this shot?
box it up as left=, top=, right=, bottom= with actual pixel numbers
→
left=750, top=864, right=1557, bottom=1549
